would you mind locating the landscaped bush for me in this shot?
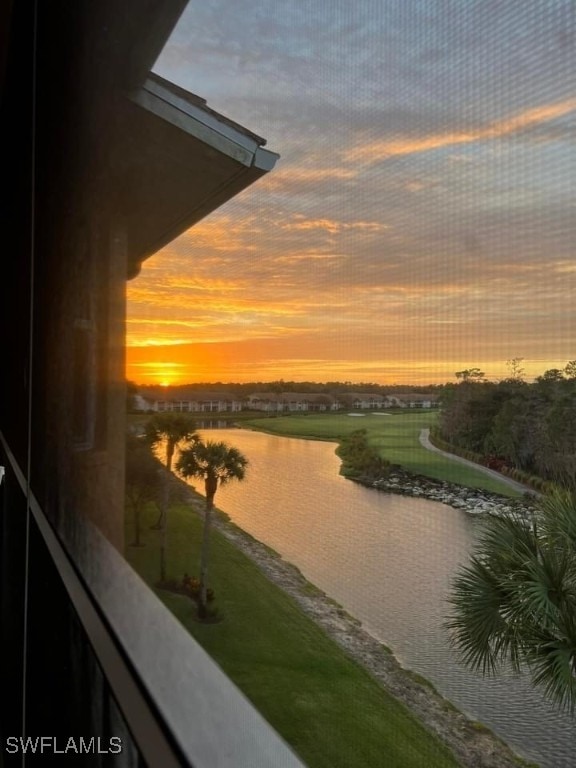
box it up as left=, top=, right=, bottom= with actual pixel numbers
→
left=336, top=429, right=391, bottom=480
left=483, top=455, right=510, bottom=472
left=159, top=573, right=215, bottom=603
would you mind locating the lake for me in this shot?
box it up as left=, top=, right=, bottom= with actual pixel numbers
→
left=194, top=428, right=576, bottom=767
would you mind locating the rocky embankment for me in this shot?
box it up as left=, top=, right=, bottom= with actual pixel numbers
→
left=357, top=466, right=539, bottom=520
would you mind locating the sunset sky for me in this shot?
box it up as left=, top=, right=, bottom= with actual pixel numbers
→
left=126, top=0, right=575, bottom=386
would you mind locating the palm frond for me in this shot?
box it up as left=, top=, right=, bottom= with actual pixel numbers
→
left=446, top=556, right=515, bottom=674
left=176, top=439, right=248, bottom=485
left=539, top=489, right=576, bottom=547
left=528, top=639, right=576, bottom=714
left=446, top=489, right=576, bottom=711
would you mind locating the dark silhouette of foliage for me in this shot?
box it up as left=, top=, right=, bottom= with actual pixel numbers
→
left=144, top=413, right=199, bottom=579
left=125, top=434, right=162, bottom=547
left=337, top=429, right=391, bottom=480
left=439, top=362, right=576, bottom=489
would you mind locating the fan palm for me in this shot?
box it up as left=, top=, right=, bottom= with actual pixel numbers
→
left=144, top=413, right=198, bottom=580
left=145, top=413, right=199, bottom=523
left=446, top=490, right=576, bottom=713
left=145, top=412, right=199, bottom=474
left=176, top=440, right=248, bottom=617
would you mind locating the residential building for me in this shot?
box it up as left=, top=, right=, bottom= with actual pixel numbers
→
left=141, top=388, right=243, bottom=413
left=346, top=393, right=387, bottom=409
left=245, top=391, right=442, bottom=411
left=247, top=392, right=339, bottom=412
left=386, top=393, right=440, bottom=409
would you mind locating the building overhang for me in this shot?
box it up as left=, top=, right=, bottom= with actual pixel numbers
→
left=23, top=1, right=278, bottom=280
left=122, top=74, right=279, bottom=277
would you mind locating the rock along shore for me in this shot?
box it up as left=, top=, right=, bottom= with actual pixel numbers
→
left=360, top=465, right=539, bottom=521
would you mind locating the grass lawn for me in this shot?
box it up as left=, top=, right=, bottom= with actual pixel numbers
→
left=126, top=501, right=460, bottom=768
left=242, top=411, right=521, bottom=497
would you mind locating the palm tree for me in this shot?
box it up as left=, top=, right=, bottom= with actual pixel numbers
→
left=176, top=440, right=248, bottom=617
left=145, top=413, right=198, bottom=581
left=145, top=413, right=199, bottom=527
left=446, top=490, right=576, bottom=713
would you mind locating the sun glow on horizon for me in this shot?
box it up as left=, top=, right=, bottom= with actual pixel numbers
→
left=125, top=336, right=569, bottom=387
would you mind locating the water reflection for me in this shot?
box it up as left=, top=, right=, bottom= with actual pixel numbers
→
left=190, top=429, right=575, bottom=768
left=194, top=419, right=230, bottom=429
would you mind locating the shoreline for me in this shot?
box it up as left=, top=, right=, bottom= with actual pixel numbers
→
left=180, top=480, right=538, bottom=768
left=238, top=420, right=532, bottom=504
left=357, top=465, right=538, bottom=521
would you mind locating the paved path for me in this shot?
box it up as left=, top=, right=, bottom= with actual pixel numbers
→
left=419, top=429, right=539, bottom=496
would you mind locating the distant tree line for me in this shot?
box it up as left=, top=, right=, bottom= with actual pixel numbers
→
left=136, top=380, right=446, bottom=396
left=438, top=361, right=576, bottom=489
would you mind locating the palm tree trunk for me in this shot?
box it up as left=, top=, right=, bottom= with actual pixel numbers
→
left=129, top=498, right=143, bottom=548
left=154, top=494, right=169, bottom=530
left=151, top=508, right=163, bottom=529
left=159, top=473, right=170, bottom=582
left=198, top=494, right=214, bottom=618
left=152, top=443, right=175, bottom=528
left=134, top=505, right=141, bottom=547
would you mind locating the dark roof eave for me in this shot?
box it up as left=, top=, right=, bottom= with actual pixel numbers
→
left=124, top=76, right=279, bottom=278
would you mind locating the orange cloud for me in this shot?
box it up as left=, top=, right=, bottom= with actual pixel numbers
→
left=259, top=165, right=358, bottom=190
left=164, top=214, right=265, bottom=254
left=282, top=216, right=387, bottom=233
left=345, top=98, right=576, bottom=162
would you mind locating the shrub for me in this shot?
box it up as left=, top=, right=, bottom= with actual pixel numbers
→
left=181, top=573, right=215, bottom=602
left=337, top=430, right=391, bottom=480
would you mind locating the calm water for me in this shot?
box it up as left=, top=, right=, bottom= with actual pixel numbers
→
left=195, top=429, right=575, bottom=767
